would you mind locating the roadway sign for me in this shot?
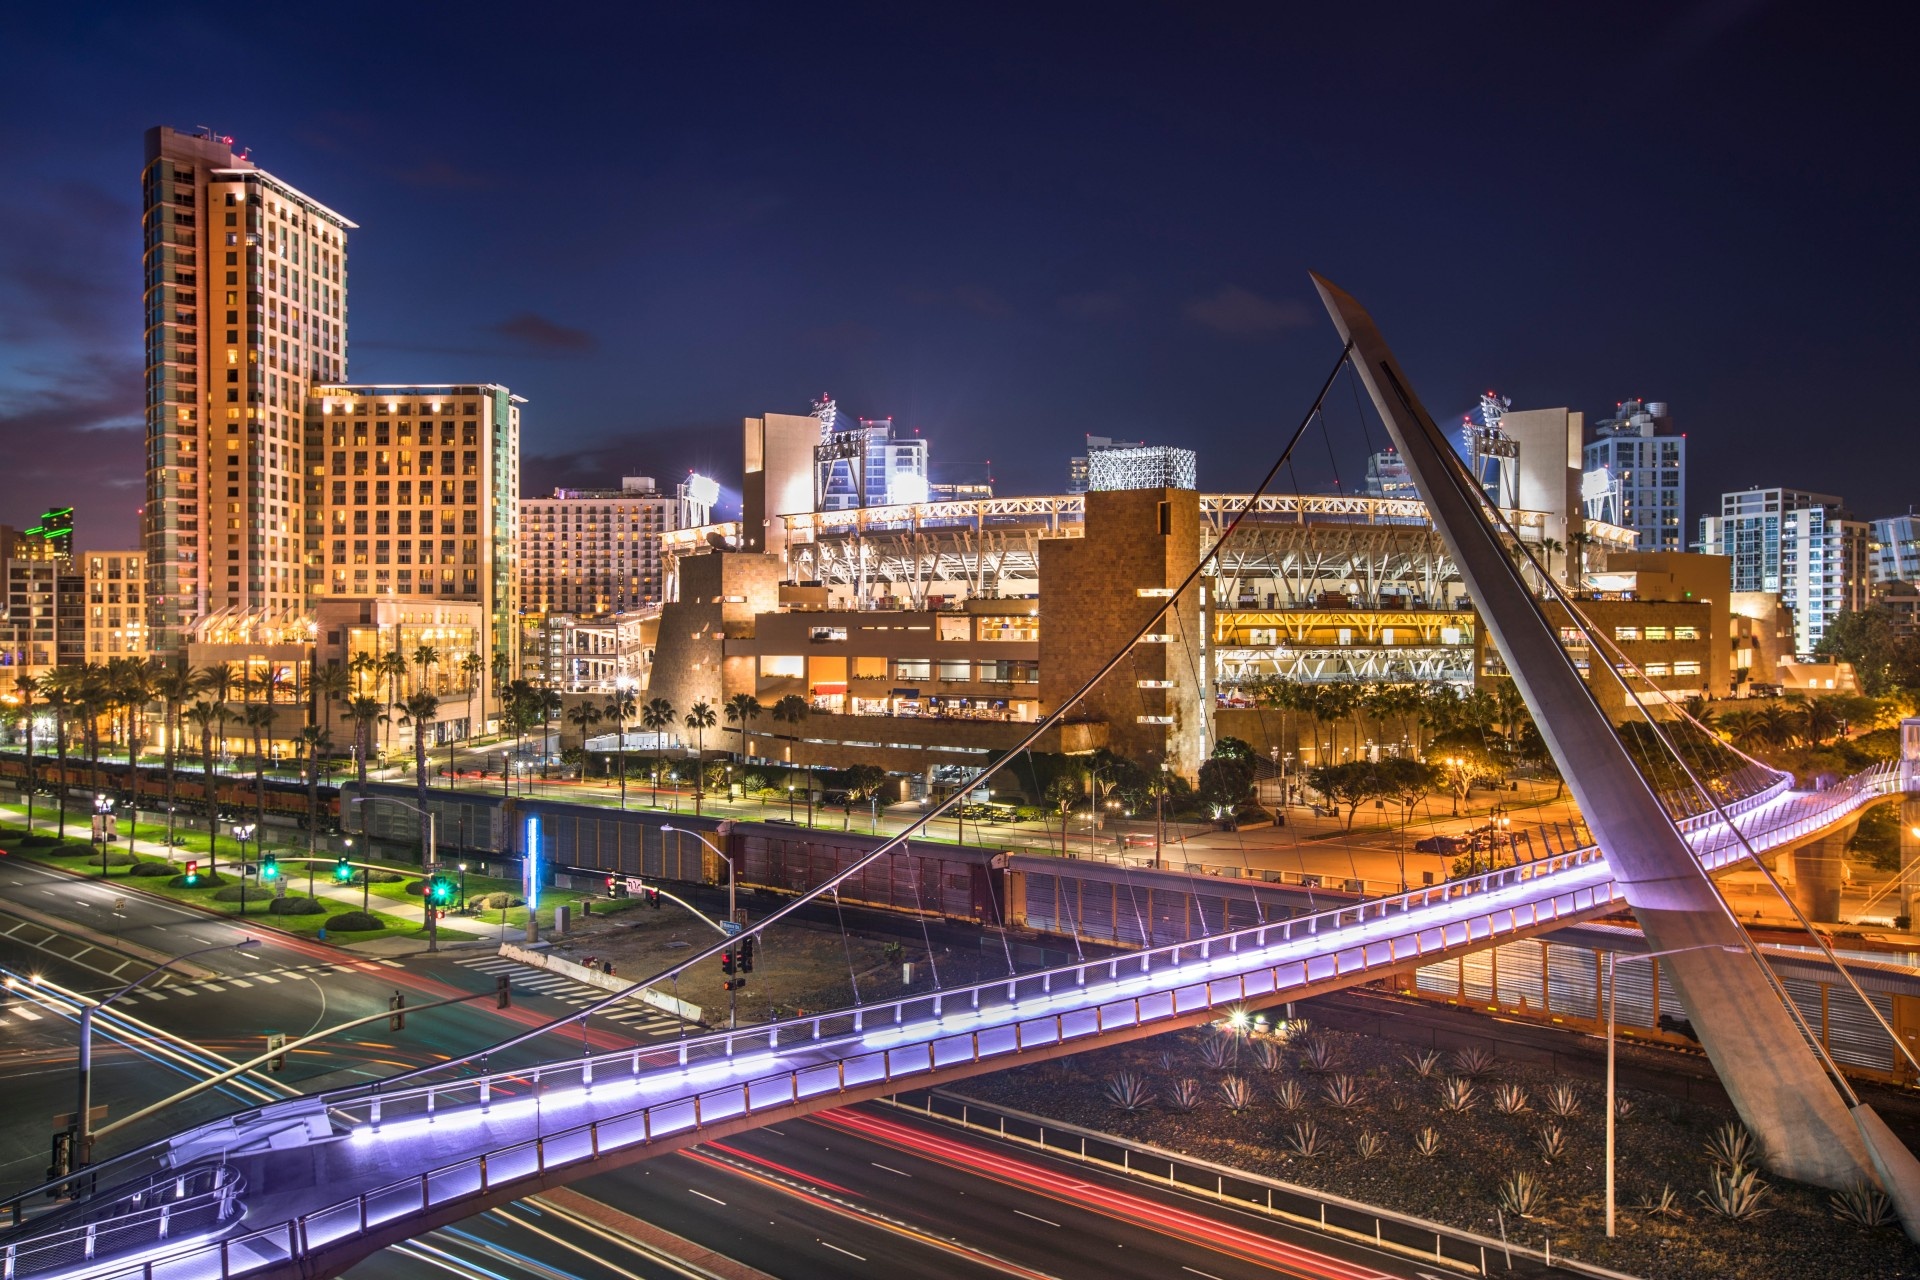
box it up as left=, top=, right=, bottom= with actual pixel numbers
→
left=624, top=876, right=645, bottom=894
left=721, top=921, right=743, bottom=936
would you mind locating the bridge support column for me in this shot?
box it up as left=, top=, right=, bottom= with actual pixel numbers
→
left=1788, top=827, right=1850, bottom=924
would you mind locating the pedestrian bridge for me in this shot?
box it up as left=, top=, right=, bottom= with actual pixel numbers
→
left=3, top=762, right=1907, bottom=1280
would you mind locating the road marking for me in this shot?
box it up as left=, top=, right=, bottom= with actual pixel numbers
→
left=137, top=990, right=167, bottom=1002
left=171, top=986, right=198, bottom=996
left=1013, top=1210, right=1058, bottom=1226
left=1181, top=1269, right=1224, bottom=1280
left=10, top=1007, right=42, bottom=1021
left=870, top=1162, right=912, bottom=1178
left=198, top=983, right=225, bottom=992
left=688, top=1189, right=726, bottom=1206
left=761, top=1127, right=786, bottom=1136
left=224, top=978, right=253, bottom=988
left=251, top=974, right=280, bottom=984
left=819, top=1241, right=866, bottom=1261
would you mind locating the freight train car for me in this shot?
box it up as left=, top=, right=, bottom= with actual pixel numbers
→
left=0, top=752, right=339, bottom=823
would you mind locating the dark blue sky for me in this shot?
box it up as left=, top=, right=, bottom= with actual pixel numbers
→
left=2, top=2, right=1914, bottom=548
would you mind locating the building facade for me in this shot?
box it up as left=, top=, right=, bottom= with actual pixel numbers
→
left=141, top=127, right=353, bottom=652
left=1699, top=487, right=1870, bottom=656
left=83, top=551, right=148, bottom=662
left=0, top=557, right=85, bottom=678
left=520, top=477, right=681, bottom=616
left=1583, top=399, right=1685, bottom=552
left=1870, top=510, right=1920, bottom=587
left=814, top=416, right=929, bottom=510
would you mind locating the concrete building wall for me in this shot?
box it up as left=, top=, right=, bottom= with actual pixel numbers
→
left=647, top=552, right=783, bottom=725
left=1500, top=407, right=1583, bottom=547
left=82, top=550, right=149, bottom=662
left=742, top=413, right=820, bottom=555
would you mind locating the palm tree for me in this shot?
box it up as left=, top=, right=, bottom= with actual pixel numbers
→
left=13, top=673, right=38, bottom=831
left=640, top=697, right=675, bottom=805
left=73, top=664, right=112, bottom=806
left=724, top=693, right=763, bottom=766
left=348, top=649, right=379, bottom=698
left=566, top=700, right=604, bottom=785
left=151, top=660, right=197, bottom=849
left=458, top=652, right=483, bottom=698
left=536, top=686, right=562, bottom=779
left=344, top=695, right=386, bottom=786
left=37, top=672, right=80, bottom=840
left=295, top=726, right=331, bottom=857
left=683, top=700, right=717, bottom=816
left=243, top=702, right=276, bottom=839
left=399, top=691, right=440, bottom=850
left=311, top=663, right=349, bottom=739
left=603, top=687, right=637, bottom=810
left=770, top=694, right=810, bottom=825
left=183, top=700, right=224, bottom=876
left=378, top=649, right=408, bottom=760
left=413, top=643, right=441, bottom=697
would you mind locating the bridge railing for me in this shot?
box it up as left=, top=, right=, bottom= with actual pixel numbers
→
left=1, top=1166, right=240, bottom=1280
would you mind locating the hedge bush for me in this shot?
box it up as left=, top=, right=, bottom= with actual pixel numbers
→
left=268, top=896, right=325, bottom=916
left=477, top=892, right=525, bottom=910
left=128, top=862, right=176, bottom=877
left=168, top=872, right=228, bottom=889
left=325, top=911, right=384, bottom=932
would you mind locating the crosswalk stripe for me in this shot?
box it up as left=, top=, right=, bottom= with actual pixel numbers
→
left=224, top=978, right=253, bottom=989
left=251, top=974, right=280, bottom=984
left=171, top=986, right=198, bottom=996
left=138, top=990, right=167, bottom=1001
left=198, top=983, right=225, bottom=992
left=10, top=1007, right=42, bottom=1021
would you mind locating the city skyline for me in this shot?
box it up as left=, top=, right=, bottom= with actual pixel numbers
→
left=1, top=4, right=1915, bottom=549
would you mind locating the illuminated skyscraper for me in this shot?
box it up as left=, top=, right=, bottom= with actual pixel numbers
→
left=1583, top=399, right=1685, bottom=552
left=141, top=126, right=352, bottom=651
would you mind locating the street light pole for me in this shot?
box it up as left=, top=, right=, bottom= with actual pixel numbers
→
left=346, top=796, right=439, bottom=951
left=661, top=823, right=736, bottom=923
left=1606, top=942, right=1743, bottom=1236
left=72, top=937, right=260, bottom=1167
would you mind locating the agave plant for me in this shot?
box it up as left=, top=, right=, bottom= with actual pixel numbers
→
left=1279, top=1016, right=1311, bottom=1041
left=1156, top=1049, right=1178, bottom=1074
left=1198, top=1033, right=1240, bottom=1072
left=1698, top=1165, right=1771, bottom=1220
left=1497, top=1171, right=1546, bottom=1219
left=1283, top=1120, right=1325, bottom=1159
left=1216, top=1075, right=1255, bottom=1111
left=1387, top=1092, right=1409, bottom=1114
left=1831, top=1181, right=1898, bottom=1228
left=1272, top=1079, right=1308, bottom=1113
left=1449, top=1045, right=1497, bottom=1079
left=1613, top=1095, right=1636, bottom=1122
left=1534, top=1123, right=1568, bottom=1163
left=1321, top=1073, right=1365, bottom=1111
left=1403, top=1049, right=1443, bottom=1079
left=1163, top=1078, right=1203, bottom=1113
left=1491, top=1083, right=1530, bottom=1115
left=1634, top=1184, right=1685, bottom=1220
left=1297, top=1033, right=1340, bottom=1074
left=1102, top=1072, right=1154, bottom=1113
left=1412, top=1127, right=1442, bottom=1157
left=1251, top=1040, right=1283, bottom=1073
left=1543, top=1082, right=1582, bottom=1120
left=1705, top=1122, right=1758, bottom=1172
left=1353, top=1130, right=1387, bottom=1161
left=1436, top=1077, right=1477, bottom=1114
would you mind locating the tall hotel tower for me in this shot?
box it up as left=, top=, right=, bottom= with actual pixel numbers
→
left=141, top=127, right=353, bottom=652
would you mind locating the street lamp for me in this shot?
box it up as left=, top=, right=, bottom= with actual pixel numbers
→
left=93, top=793, right=114, bottom=879
left=69, top=937, right=261, bottom=1167
left=1605, top=942, right=1744, bottom=1236
left=347, top=796, right=440, bottom=952
left=661, top=823, right=737, bottom=924
left=458, top=861, right=468, bottom=910
left=232, top=823, right=256, bottom=913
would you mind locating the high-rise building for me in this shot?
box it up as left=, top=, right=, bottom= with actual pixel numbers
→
left=1068, top=436, right=1146, bottom=495
left=1699, top=487, right=1869, bottom=656
left=520, top=476, right=683, bottom=616
left=813, top=416, right=929, bottom=511
left=0, top=556, right=85, bottom=677
left=22, top=508, right=75, bottom=562
left=82, top=551, right=148, bottom=662
left=1869, top=509, right=1920, bottom=587
left=1364, top=447, right=1416, bottom=499
left=304, top=384, right=522, bottom=677
left=141, top=127, right=353, bottom=652
left=1583, top=399, right=1685, bottom=552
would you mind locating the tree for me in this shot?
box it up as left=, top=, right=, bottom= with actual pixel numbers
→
left=378, top=650, right=409, bottom=759
left=1044, top=773, right=1084, bottom=853
left=243, top=702, right=276, bottom=841
left=842, top=764, right=887, bottom=807
left=1198, top=755, right=1256, bottom=817
left=770, top=695, right=809, bottom=824
left=37, top=674, right=78, bottom=840
left=458, top=651, right=484, bottom=694
left=641, top=696, right=676, bottom=805
left=724, top=693, right=763, bottom=765
left=412, top=644, right=441, bottom=697
left=311, top=663, right=350, bottom=740
left=13, top=673, right=38, bottom=832
left=566, top=700, right=604, bottom=782
left=1511, top=720, right=1564, bottom=799
left=1427, top=731, right=1500, bottom=816
left=399, top=691, right=440, bottom=853
left=535, top=686, right=562, bottom=778
left=1211, top=736, right=1256, bottom=764
left=684, top=701, right=717, bottom=815
left=296, top=726, right=332, bottom=855
left=1306, top=760, right=1387, bottom=830
left=183, top=700, right=223, bottom=876
left=604, top=687, right=637, bottom=809
left=1815, top=607, right=1920, bottom=698
left=344, top=696, right=386, bottom=786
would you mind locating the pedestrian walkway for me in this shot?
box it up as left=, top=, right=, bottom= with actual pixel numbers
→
left=451, top=954, right=684, bottom=1038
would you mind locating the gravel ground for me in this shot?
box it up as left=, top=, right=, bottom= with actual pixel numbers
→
left=956, top=1022, right=1920, bottom=1280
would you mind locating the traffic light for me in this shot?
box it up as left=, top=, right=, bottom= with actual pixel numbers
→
left=261, top=854, right=278, bottom=881
left=334, top=855, right=353, bottom=883
left=740, top=937, right=755, bottom=974
left=183, top=860, right=199, bottom=886
left=721, top=948, right=736, bottom=976
left=427, top=874, right=455, bottom=907
left=387, top=993, right=406, bottom=1031
left=266, top=1033, right=287, bottom=1072
left=496, top=975, right=511, bottom=1009
left=723, top=978, right=747, bottom=992
left=605, top=875, right=618, bottom=898
left=645, top=886, right=661, bottom=909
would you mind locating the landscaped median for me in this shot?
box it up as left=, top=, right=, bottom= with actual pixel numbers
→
left=0, top=805, right=632, bottom=945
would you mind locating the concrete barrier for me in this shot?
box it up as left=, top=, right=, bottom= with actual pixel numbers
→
left=497, top=942, right=703, bottom=1024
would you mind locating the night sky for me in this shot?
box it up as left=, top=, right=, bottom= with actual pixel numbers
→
left=2, top=2, right=1914, bottom=550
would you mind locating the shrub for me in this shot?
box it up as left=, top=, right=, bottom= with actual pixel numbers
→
left=1155, top=1049, right=1178, bottom=1073
left=53, top=843, right=96, bottom=857
left=1250, top=1040, right=1282, bottom=1073
left=1437, top=1077, right=1477, bottom=1113
left=1614, top=1095, right=1636, bottom=1121
left=1543, top=1082, right=1582, bottom=1119
left=477, top=892, right=524, bottom=910
left=1831, top=1181, right=1898, bottom=1229
left=100, top=851, right=136, bottom=867
left=1491, top=1083, right=1530, bottom=1115
left=1497, top=1171, right=1546, bottom=1219
left=268, top=896, right=325, bottom=916
left=1297, top=1033, right=1339, bottom=1074
left=128, top=862, right=175, bottom=877
left=1197, top=1033, right=1239, bottom=1072
left=168, top=872, right=227, bottom=889
left=1449, top=1046, right=1497, bottom=1078
left=1163, top=1078, right=1202, bottom=1113
left=1102, top=1072, right=1153, bottom=1113
left=1412, top=1127, right=1442, bottom=1157
left=1534, top=1123, right=1567, bottom=1163
left=1321, top=1074, right=1364, bottom=1110
left=364, top=869, right=406, bottom=884
left=17, top=833, right=58, bottom=847
left=1386, top=1093, right=1408, bottom=1114
left=1271, top=1080, right=1307, bottom=1113
left=1216, top=1075, right=1254, bottom=1111
left=1705, top=1121, right=1758, bottom=1171
left=1403, top=1049, right=1442, bottom=1079
left=1698, top=1165, right=1771, bottom=1220
left=325, top=911, right=385, bottom=932
left=1635, top=1185, right=1685, bottom=1219
left=1353, top=1130, right=1386, bottom=1161
left=1282, top=1121, right=1324, bottom=1159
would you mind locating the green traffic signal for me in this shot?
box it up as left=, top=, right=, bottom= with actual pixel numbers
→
left=334, top=856, right=354, bottom=883
left=427, top=874, right=454, bottom=905
left=261, top=854, right=278, bottom=881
